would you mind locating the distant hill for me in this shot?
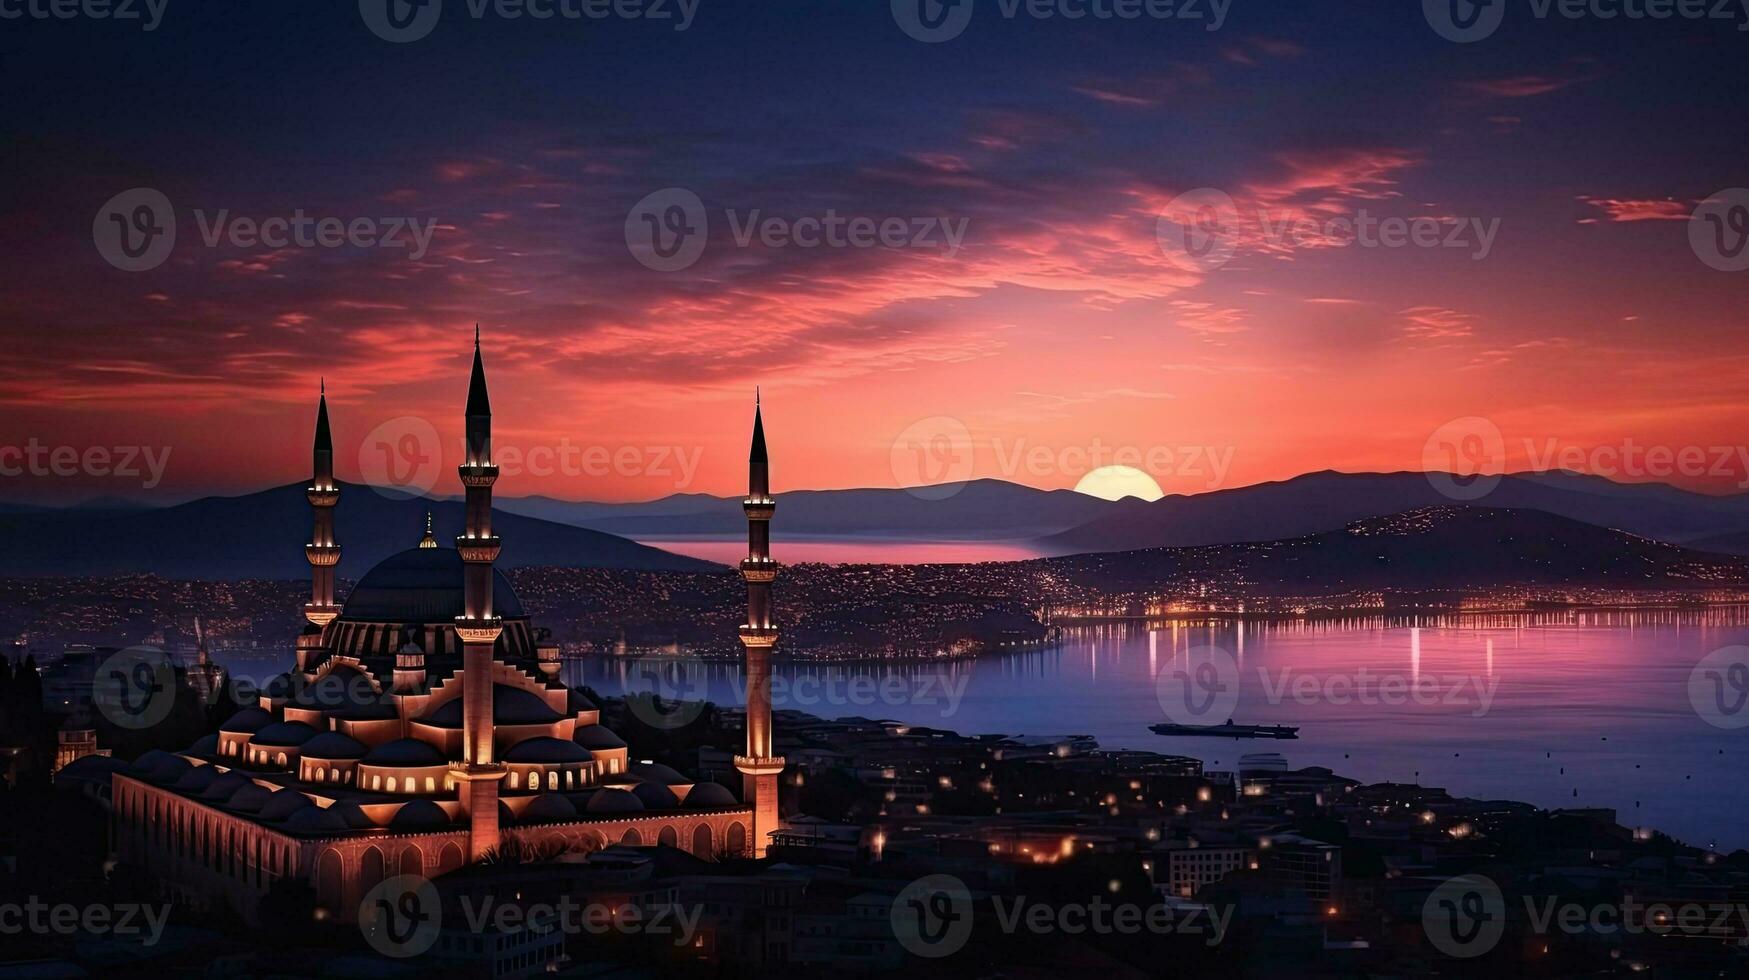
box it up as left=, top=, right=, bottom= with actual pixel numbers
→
left=497, top=478, right=1117, bottom=539
left=0, top=482, right=720, bottom=580
left=1684, top=530, right=1749, bottom=557
left=1036, top=470, right=1749, bottom=555
left=1034, top=506, right=1749, bottom=595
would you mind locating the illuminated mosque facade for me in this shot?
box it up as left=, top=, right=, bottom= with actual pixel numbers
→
left=109, top=333, right=782, bottom=918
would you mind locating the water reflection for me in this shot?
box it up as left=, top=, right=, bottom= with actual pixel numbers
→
left=571, top=605, right=1749, bottom=850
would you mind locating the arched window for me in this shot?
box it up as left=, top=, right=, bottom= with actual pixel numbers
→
left=372, top=774, right=381, bottom=791
left=564, top=770, right=574, bottom=789
left=277, top=752, right=288, bottom=767
left=548, top=771, right=558, bottom=791
left=314, top=768, right=325, bottom=782
left=387, top=777, right=397, bottom=793
left=508, top=771, right=519, bottom=790
left=425, top=777, right=435, bottom=793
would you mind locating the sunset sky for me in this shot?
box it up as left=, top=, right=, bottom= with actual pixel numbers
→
left=3, top=2, right=1746, bottom=505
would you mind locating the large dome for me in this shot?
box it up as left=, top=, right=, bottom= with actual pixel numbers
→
left=340, top=547, right=525, bottom=622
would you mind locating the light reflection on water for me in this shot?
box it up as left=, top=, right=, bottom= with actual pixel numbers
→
left=571, top=608, right=1749, bottom=851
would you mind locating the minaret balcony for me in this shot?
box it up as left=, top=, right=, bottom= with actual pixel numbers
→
left=734, top=754, right=786, bottom=776
left=454, top=616, right=503, bottom=644
left=742, top=498, right=775, bottom=520
left=738, top=625, right=779, bottom=648
left=458, top=463, right=500, bottom=487
left=303, top=604, right=339, bottom=627
left=448, top=761, right=507, bottom=782
left=455, top=536, right=502, bottom=563
left=305, top=544, right=341, bottom=566
left=739, top=557, right=779, bottom=582
left=306, top=487, right=340, bottom=507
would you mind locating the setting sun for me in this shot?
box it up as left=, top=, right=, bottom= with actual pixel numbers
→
left=1073, top=465, right=1165, bottom=502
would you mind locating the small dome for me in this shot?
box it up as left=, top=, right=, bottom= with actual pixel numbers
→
left=522, top=793, right=578, bottom=823
left=291, top=666, right=382, bottom=713
left=128, top=749, right=175, bottom=775
left=263, top=672, right=298, bottom=699
left=423, top=686, right=561, bottom=728
left=146, top=754, right=193, bottom=784
left=585, top=788, right=645, bottom=814
left=574, top=725, right=626, bottom=750
left=629, top=761, right=689, bottom=785
left=173, top=765, right=218, bottom=793
left=283, top=806, right=348, bottom=835
left=363, top=738, right=445, bottom=767
left=684, top=782, right=738, bottom=808
left=567, top=689, right=599, bottom=713
left=186, top=733, right=220, bottom=755
left=56, top=755, right=128, bottom=785
left=199, top=770, right=252, bottom=802
left=259, top=789, right=315, bottom=821
left=631, top=782, right=679, bottom=809
left=504, top=737, right=591, bottom=765
left=220, top=707, right=273, bottom=734
left=251, top=721, right=319, bottom=748
left=389, top=799, right=452, bottom=832
left=333, top=802, right=375, bottom=829
left=301, top=732, right=369, bottom=760
left=227, top=783, right=274, bottom=814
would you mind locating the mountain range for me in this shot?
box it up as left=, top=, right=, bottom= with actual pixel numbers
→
left=495, top=470, right=1749, bottom=556
left=0, top=482, right=719, bottom=580
left=9, top=470, right=1749, bottom=581
left=1031, top=505, right=1749, bottom=596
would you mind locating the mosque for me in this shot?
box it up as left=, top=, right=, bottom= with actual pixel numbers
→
left=108, top=332, right=784, bottom=919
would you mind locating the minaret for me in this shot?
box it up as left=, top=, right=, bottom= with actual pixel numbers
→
left=735, top=389, right=784, bottom=857
left=451, top=327, right=507, bottom=861
left=419, top=511, right=438, bottom=548
left=301, top=382, right=341, bottom=671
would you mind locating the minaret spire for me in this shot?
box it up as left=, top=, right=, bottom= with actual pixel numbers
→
left=736, top=391, right=784, bottom=857
left=302, top=383, right=341, bottom=643
left=419, top=510, right=437, bottom=548
left=452, top=328, right=507, bottom=861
